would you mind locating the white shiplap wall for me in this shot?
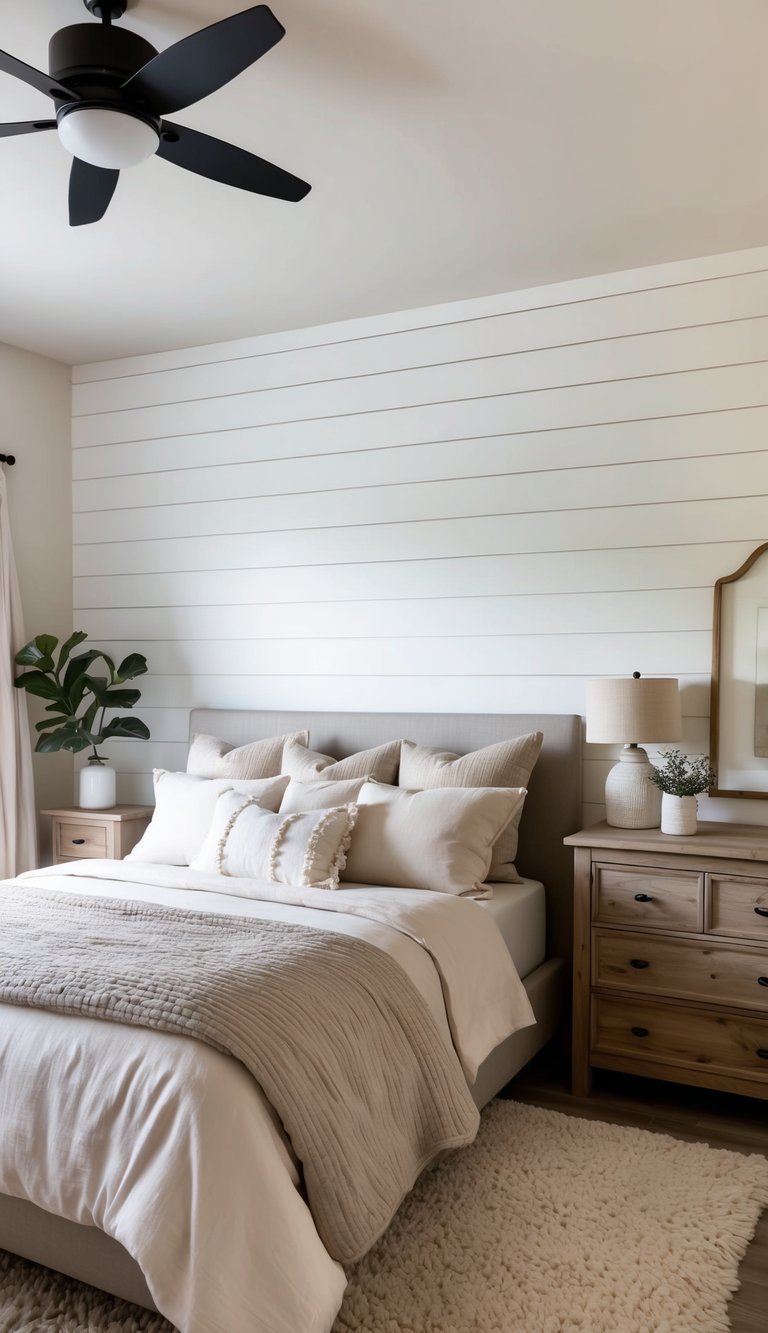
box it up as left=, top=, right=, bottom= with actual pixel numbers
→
left=71, top=246, right=768, bottom=825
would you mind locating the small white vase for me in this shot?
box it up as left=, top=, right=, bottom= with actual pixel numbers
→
left=79, top=757, right=116, bottom=810
left=660, top=792, right=697, bottom=835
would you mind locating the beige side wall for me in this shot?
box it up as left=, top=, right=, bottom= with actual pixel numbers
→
left=1, top=342, right=72, bottom=860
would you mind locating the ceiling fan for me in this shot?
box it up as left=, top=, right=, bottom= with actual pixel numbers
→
left=0, top=1, right=311, bottom=226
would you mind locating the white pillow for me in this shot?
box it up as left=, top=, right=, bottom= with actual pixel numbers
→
left=127, top=770, right=290, bottom=866
left=281, top=738, right=402, bottom=784
left=279, top=776, right=372, bottom=813
left=187, top=730, right=309, bottom=779
left=191, top=791, right=358, bottom=889
left=398, top=733, right=542, bottom=883
left=343, top=782, right=526, bottom=897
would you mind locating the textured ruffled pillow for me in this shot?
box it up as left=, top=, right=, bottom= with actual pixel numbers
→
left=398, top=733, right=543, bottom=883
left=279, top=776, right=372, bottom=813
left=281, top=738, right=402, bottom=785
left=127, top=770, right=290, bottom=866
left=187, top=730, right=309, bottom=779
left=191, top=790, right=358, bottom=889
left=343, top=782, right=527, bottom=897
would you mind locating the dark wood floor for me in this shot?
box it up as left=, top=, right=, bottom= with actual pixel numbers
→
left=502, top=1047, right=768, bottom=1333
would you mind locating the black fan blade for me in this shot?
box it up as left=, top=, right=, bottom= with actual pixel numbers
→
left=0, top=119, right=56, bottom=138
left=157, top=122, right=310, bottom=202
left=0, top=49, right=77, bottom=103
left=69, top=158, right=120, bottom=227
left=122, top=5, right=285, bottom=115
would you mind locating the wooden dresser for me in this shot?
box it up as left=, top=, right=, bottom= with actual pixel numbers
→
left=565, top=821, right=768, bottom=1101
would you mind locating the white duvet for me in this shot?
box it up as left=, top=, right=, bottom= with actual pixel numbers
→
left=0, top=860, right=535, bottom=1333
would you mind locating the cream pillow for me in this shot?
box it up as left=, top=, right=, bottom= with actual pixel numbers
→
left=279, top=776, right=372, bottom=813
left=282, top=738, right=401, bottom=784
left=191, top=791, right=358, bottom=889
left=187, top=730, right=309, bottom=779
left=127, top=770, right=290, bottom=866
left=343, top=782, right=526, bottom=897
left=398, top=733, right=543, bottom=882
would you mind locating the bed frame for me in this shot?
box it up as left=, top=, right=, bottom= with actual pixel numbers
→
left=0, top=708, right=582, bottom=1313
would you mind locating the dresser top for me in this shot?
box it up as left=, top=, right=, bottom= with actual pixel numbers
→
left=565, top=820, right=768, bottom=862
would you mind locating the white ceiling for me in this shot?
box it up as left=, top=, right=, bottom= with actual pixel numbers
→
left=0, top=0, right=766, bottom=365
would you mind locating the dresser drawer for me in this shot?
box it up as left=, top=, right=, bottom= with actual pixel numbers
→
left=593, top=928, right=768, bottom=1010
left=55, top=821, right=108, bottom=859
left=709, top=876, right=768, bottom=941
left=593, top=863, right=703, bottom=931
left=592, top=995, right=768, bottom=1082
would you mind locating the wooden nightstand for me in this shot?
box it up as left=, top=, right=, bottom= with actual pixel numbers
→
left=42, top=806, right=153, bottom=864
left=565, top=821, right=768, bottom=1102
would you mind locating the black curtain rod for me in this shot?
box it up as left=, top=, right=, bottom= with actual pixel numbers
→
left=0, top=454, right=15, bottom=466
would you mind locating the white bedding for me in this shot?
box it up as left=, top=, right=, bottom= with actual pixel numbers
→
left=0, top=860, right=535, bottom=1333
left=480, top=877, right=546, bottom=980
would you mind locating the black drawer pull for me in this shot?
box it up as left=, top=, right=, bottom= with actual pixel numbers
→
left=755, top=906, right=768, bottom=918
left=71, top=838, right=86, bottom=845
left=758, top=977, right=768, bottom=988
left=631, top=1026, right=649, bottom=1038
left=630, top=959, right=650, bottom=969
left=757, top=1049, right=768, bottom=1060
left=634, top=893, right=653, bottom=903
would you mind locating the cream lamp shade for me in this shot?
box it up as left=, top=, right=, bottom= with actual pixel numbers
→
left=586, top=674, right=682, bottom=828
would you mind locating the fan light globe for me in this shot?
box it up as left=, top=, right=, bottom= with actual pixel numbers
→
left=57, top=106, right=159, bottom=169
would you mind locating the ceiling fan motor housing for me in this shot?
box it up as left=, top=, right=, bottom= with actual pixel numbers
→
left=49, top=24, right=158, bottom=93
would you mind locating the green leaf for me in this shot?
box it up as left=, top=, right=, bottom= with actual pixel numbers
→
left=14, top=634, right=57, bottom=672
left=36, top=725, right=92, bottom=754
left=80, top=698, right=100, bottom=736
left=56, top=631, right=89, bottom=675
left=100, top=716, right=151, bottom=741
left=63, top=650, right=102, bottom=699
left=95, top=687, right=141, bottom=710
left=35, top=716, right=69, bottom=732
left=114, top=653, right=148, bottom=682
left=13, top=671, right=65, bottom=702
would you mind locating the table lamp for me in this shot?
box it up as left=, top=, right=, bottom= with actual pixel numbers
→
left=586, top=672, right=682, bottom=828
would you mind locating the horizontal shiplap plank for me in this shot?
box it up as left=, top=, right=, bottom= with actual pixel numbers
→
left=120, top=672, right=712, bottom=716
left=89, top=633, right=712, bottom=678
left=72, top=329, right=768, bottom=449
left=72, top=496, right=768, bottom=577
left=72, top=542, right=754, bottom=609
left=72, top=452, right=768, bottom=546
left=71, top=272, right=768, bottom=416
left=76, top=589, right=710, bottom=642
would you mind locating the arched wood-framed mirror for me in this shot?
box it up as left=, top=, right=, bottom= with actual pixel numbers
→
left=710, top=541, right=768, bottom=799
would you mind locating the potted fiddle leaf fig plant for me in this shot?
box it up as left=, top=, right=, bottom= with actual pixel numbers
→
left=14, top=631, right=150, bottom=809
left=648, top=749, right=715, bottom=835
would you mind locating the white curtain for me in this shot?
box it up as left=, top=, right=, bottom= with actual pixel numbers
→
left=0, top=468, right=37, bottom=877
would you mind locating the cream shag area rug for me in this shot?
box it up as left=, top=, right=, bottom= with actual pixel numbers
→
left=2, top=1100, right=767, bottom=1333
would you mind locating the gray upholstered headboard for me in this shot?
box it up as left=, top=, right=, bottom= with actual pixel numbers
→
left=189, top=709, right=583, bottom=961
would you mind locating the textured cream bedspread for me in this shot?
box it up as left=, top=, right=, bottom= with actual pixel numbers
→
left=0, top=861, right=535, bottom=1333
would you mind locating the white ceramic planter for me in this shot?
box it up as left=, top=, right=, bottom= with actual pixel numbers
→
left=79, top=758, right=116, bottom=810
left=660, top=792, right=697, bottom=835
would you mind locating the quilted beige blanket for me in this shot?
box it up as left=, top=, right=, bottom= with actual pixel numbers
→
left=0, top=882, right=480, bottom=1264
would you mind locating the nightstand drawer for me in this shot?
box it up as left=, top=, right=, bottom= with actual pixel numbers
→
left=593, top=862, right=703, bottom=931
left=593, top=995, right=768, bottom=1082
left=709, top=876, right=768, bottom=940
left=55, top=821, right=108, bottom=858
left=593, top=929, right=768, bottom=1010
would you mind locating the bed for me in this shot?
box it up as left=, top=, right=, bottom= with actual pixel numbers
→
left=0, top=708, right=581, bottom=1332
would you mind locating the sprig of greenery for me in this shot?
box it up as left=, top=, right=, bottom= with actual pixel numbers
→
left=14, top=631, right=150, bottom=761
left=648, top=749, right=715, bottom=797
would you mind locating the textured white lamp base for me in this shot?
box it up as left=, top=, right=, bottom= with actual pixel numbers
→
left=604, top=746, right=661, bottom=829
